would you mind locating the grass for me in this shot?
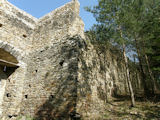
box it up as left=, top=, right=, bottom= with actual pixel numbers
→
left=17, top=116, right=35, bottom=120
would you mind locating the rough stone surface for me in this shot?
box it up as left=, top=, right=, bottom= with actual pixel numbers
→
left=76, top=39, right=142, bottom=119
left=0, top=0, right=142, bottom=119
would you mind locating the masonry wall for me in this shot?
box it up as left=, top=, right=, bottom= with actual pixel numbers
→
left=0, top=67, right=7, bottom=115
left=17, top=1, right=84, bottom=118
left=16, top=36, right=82, bottom=120
left=0, top=1, right=32, bottom=119
left=31, top=0, right=84, bottom=51
left=0, top=0, right=37, bottom=52
left=0, top=0, right=85, bottom=119
left=76, top=38, right=142, bottom=119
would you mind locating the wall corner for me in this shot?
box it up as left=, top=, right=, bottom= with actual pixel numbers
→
left=69, top=0, right=85, bottom=39
left=72, top=0, right=80, bottom=15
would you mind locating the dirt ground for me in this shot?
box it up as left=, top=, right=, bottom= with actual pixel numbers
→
left=101, top=95, right=160, bottom=120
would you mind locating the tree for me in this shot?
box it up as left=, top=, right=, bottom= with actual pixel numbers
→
left=86, top=0, right=160, bottom=101
left=85, top=0, right=136, bottom=107
left=124, top=0, right=160, bottom=95
left=141, top=3, right=160, bottom=90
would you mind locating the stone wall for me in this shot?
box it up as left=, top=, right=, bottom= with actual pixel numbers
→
left=76, top=38, right=142, bottom=119
left=18, top=36, right=82, bottom=119
left=0, top=0, right=85, bottom=119
left=0, top=67, right=7, bottom=115
left=31, top=0, right=84, bottom=51
left=0, top=0, right=37, bottom=52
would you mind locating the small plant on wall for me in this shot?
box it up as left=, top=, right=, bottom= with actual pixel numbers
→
left=16, top=116, right=35, bottom=120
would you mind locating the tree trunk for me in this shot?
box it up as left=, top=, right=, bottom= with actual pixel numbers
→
left=141, top=39, right=157, bottom=94
left=144, top=54, right=158, bottom=94
left=122, top=43, right=135, bottom=107
left=133, top=55, right=141, bottom=90
left=134, top=38, right=148, bottom=96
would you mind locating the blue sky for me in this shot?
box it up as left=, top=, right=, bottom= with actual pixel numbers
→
left=7, top=0, right=98, bottom=30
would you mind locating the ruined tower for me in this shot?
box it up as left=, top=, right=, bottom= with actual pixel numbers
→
left=0, top=0, right=142, bottom=119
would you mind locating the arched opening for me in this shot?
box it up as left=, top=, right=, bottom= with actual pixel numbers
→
left=0, top=48, right=18, bottom=67
left=0, top=48, right=19, bottom=115
left=0, top=48, right=19, bottom=80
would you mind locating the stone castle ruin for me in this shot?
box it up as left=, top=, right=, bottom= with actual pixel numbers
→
left=0, top=0, right=142, bottom=119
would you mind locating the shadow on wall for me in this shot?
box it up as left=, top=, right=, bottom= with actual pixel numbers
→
left=0, top=66, right=18, bottom=78
left=34, top=36, right=84, bottom=120
left=35, top=73, right=78, bottom=120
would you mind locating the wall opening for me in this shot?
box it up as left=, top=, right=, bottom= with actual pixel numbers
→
left=59, top=60, right=64, bottom=66
left=25, top=95, right=28, bottom=99
left=0, top=48, right=19, bottom=115
left=0, top=48, right=19, bottom=81
left=23, top=34, right=27, bottom=38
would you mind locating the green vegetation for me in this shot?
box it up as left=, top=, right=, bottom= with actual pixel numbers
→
left=16, top=116, right=35, bottom=120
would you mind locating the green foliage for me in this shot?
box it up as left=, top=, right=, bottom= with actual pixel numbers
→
left=85, top=0, right=160, bottom=83
left=86, top=24, right=112, bottom=44
left=85, top=0, right=142, bottom=51
left=140, top=3, right=160, bottom=80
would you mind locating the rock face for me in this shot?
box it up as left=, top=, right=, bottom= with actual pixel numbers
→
left=0, top=0, right=142, bottom=119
